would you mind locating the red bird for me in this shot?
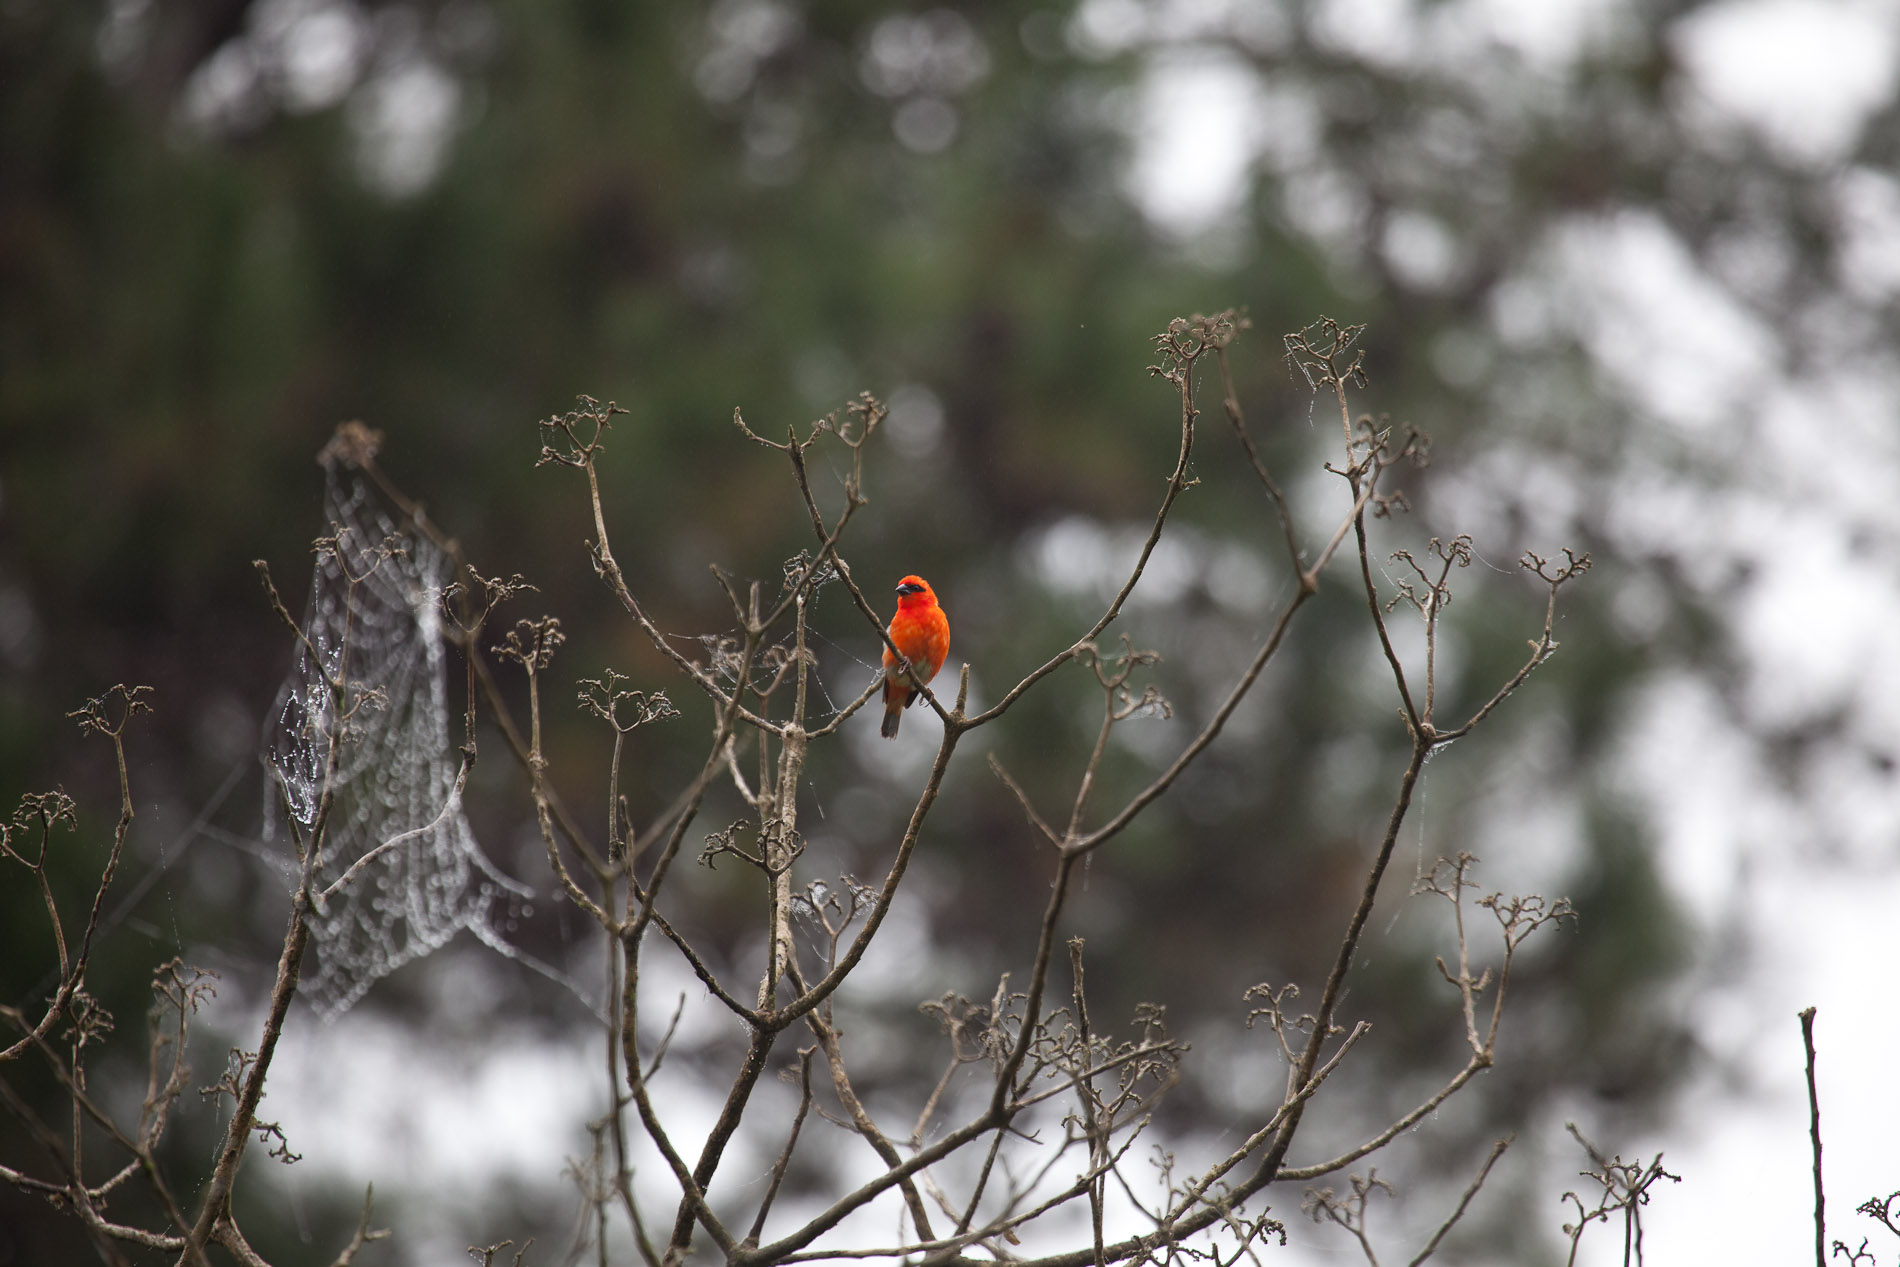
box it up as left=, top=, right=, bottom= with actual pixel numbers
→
left=880, top=575, right=950, bottom=738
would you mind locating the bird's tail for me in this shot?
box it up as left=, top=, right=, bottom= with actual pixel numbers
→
left=881, top=676, right=904, bottom=738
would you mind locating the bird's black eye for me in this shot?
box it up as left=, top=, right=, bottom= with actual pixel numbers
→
left=896, top=581, right=924, bottom=596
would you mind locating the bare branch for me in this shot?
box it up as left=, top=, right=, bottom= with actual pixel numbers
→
left=746, top=1048, right=817, bottom=1247
left=1408, top=1137, right=1511, bottom=1267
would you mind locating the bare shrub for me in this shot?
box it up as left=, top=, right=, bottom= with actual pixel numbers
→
left=4, top=315, right=1614, bottom=1265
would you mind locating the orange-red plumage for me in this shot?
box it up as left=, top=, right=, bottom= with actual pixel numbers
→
left=880, top=575, right=950, bottom=739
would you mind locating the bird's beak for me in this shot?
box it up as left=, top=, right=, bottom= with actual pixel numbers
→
left=896, top=582, right=925, bottom=596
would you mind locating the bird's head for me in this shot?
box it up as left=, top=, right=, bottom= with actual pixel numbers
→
left=895, top=575, right=937, bottom=608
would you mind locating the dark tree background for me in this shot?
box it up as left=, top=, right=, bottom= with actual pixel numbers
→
left=4, top=1, right=1890, bottom=1263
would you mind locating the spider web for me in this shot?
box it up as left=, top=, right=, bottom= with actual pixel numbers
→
left=261, top=464, right=532, bottom=1020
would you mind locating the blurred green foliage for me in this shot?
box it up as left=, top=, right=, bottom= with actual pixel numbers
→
left=4, top=0, right=1856, bottom=1260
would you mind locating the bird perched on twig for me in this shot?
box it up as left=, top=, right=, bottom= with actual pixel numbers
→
left=881, top=575, right=950, bottom=738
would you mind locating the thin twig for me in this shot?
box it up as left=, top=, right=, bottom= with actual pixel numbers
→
left=747, top=1048, right=817, bottom=1246
left=1406, top=1136, right=1510, bottom=1267
left=1802, top=1006, right=1824, bottom=1267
